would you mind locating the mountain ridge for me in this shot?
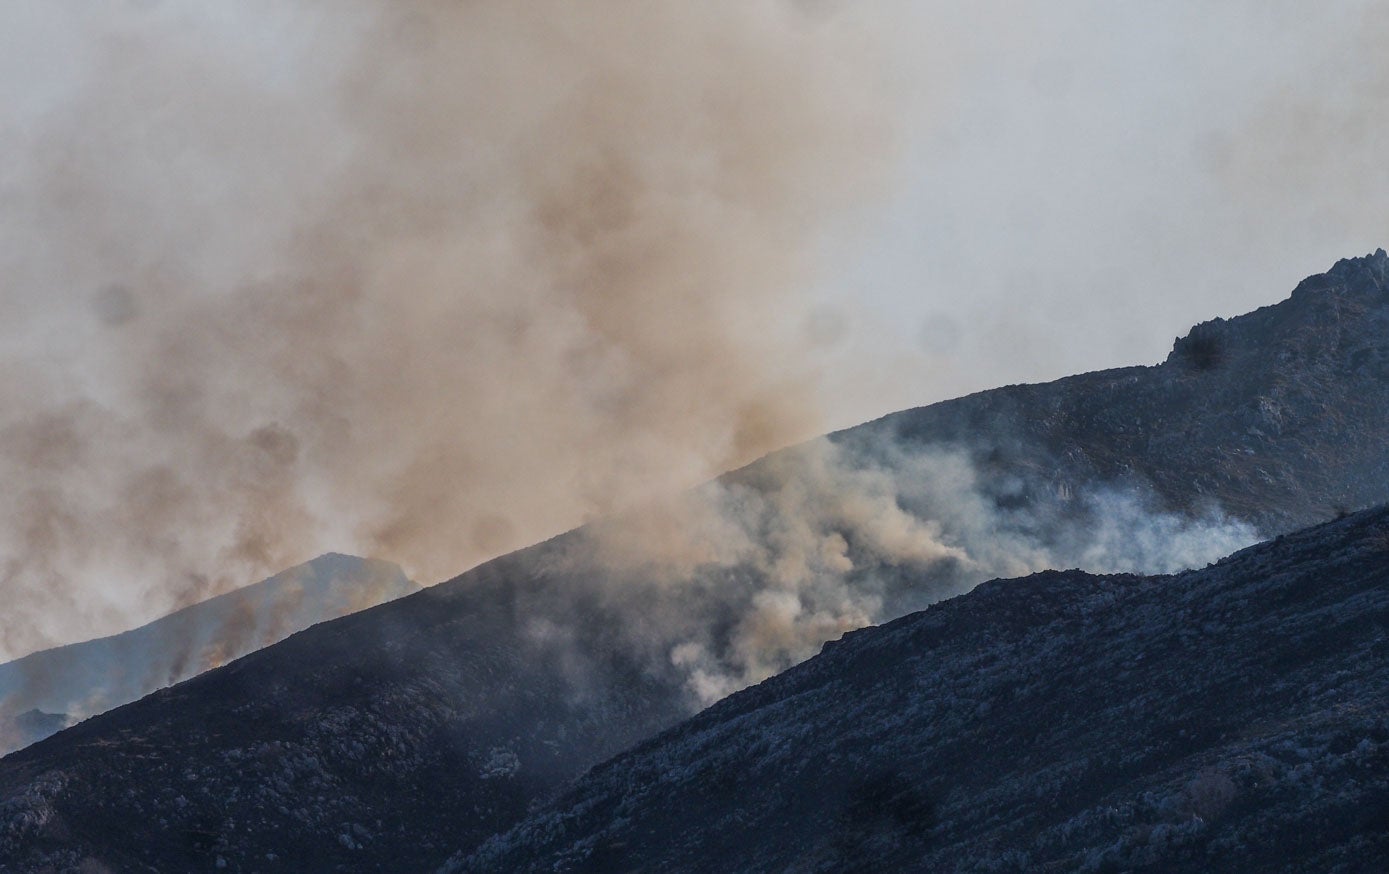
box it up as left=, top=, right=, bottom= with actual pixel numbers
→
left=3, top=252, right=1389, bottom=871
left=832, top=247, right=1389, bottom=538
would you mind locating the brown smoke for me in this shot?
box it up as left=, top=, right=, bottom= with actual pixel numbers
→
left=0, top=1, right=895, bottom=657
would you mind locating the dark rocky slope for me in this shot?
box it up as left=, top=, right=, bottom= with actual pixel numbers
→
left=0, top=548, right=696, bottom=872
left=0, top=554, right=416, bottom=756
left=455, top=506, right=1389, bottom=873
left=2, top=252, right=1389, bottom=871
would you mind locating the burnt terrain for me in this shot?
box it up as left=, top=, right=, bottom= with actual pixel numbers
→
left=456, top=507, right=1389, bottom=873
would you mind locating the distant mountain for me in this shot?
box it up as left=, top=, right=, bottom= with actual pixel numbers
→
left=0, top=545, right=696, bottom=872
left=2, top=252, right=1389, bottom=872
left=0, top=553, right=415, bottom=755
left=453, top=506, right=1389, bottom=873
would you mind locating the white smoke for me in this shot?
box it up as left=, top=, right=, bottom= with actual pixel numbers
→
left=568, top=436, right=1258, bottom=705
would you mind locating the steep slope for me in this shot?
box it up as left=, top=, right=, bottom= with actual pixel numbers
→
left=456, top=506, right=1389, bottom=873
left=0, top=554, right=416, bottom=755
left=3, top=252, right=1389, bottom=871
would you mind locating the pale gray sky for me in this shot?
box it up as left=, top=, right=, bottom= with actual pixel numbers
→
left=812, top=0, right=1388, bottom=426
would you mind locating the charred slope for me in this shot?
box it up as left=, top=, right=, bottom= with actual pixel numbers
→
left=3, top=253, right=1389, bottom=871
left=0, top=554, right=416, bottom=757
left=455, top=507, right=1389, bottom=874
left=0, top=545, right=694, bottom=872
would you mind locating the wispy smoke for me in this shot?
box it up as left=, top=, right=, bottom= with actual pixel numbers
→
left=0, top=1, right=894, bottom=658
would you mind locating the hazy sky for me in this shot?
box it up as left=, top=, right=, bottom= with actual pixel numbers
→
left=0, top=1, right=1385, bottom=654
left=812, top=0, right=1388, bottom=425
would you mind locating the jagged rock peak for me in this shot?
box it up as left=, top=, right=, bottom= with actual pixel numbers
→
left=1327, top=246, right=1389, bottom=281
left=1167, top=248, right=1389, bottom=368
left=1290, top=247, right=1389, bottom=298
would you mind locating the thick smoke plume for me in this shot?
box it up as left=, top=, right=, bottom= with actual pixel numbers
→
left=0, top=0, right=1273, bottom=712
left=0, top=1, right=893, bottom=658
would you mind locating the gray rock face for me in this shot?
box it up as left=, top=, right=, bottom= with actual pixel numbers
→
left=2, top=252, right=1389, bottom=872
left=0, top=553, right=416, bottom=756
left=454, top=506, right=1389, bottom=873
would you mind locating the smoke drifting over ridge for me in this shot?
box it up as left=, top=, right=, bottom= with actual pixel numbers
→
left=563, top=437, right=1257, bottom=705
left=0, top=1, right=894, bottom=658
